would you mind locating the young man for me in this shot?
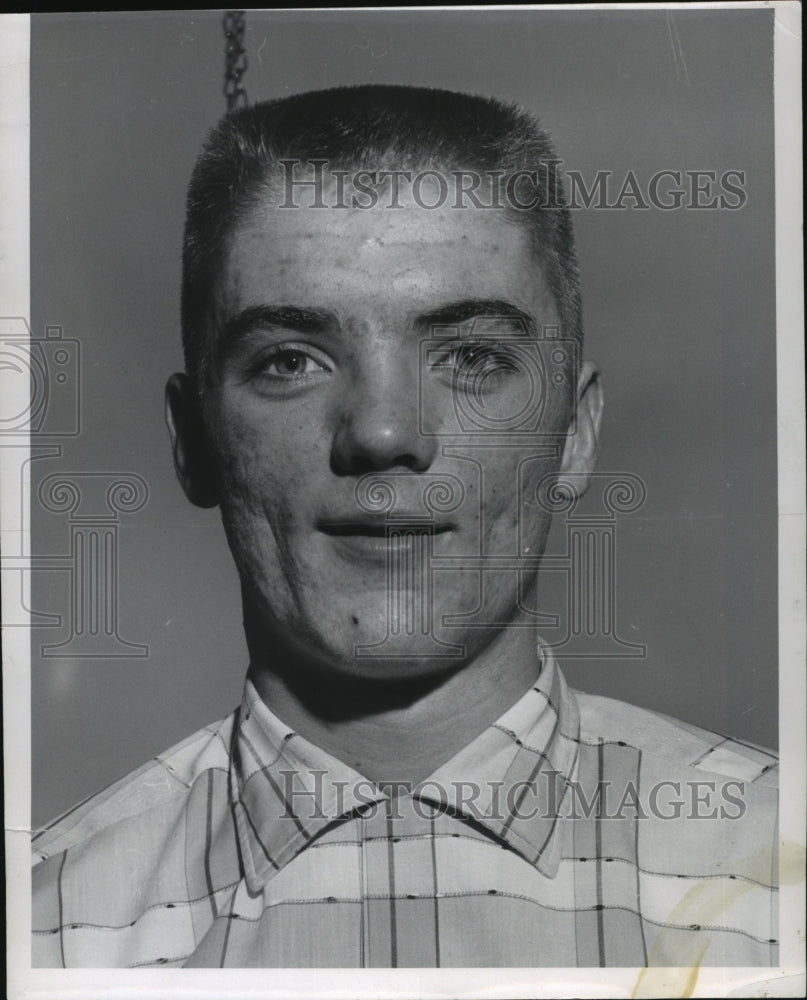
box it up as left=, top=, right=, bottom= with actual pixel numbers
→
left=32, top=85, right=778, bottom=968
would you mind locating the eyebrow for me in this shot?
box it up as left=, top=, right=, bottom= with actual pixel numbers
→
left=220, top=304, right=338, bottom=347
left=219, top=298, right=536, bottom=352
left=416, top=299, right=536, bottom=336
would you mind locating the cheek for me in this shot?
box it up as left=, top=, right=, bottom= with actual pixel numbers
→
left=521, top=461, right=564, bottom=543
left=211, top=403, right=302, bottom=493
left=481, top=451, right=561, bottom=548
left=208, top=427, right=294, bottom=548
left=209, top=393, right=334, bottom=492
left=484, top=452, right=560, bottom=515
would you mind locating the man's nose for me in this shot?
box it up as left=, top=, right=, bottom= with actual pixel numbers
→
left=330, top=356, right=438, bottom=474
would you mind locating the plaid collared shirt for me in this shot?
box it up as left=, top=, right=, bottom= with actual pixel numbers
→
left=33, top=648, right=779, bottom=968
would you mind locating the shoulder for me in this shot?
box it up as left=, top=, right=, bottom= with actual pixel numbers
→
left=33, top=712, right=236, bottom=864
left=573, top=687, right=778, bottom=789
left=570, top=687, right=779, bottom=878
left=32, top=710, right=239, bottom=967
left=569, top=688, right=779, bottom=965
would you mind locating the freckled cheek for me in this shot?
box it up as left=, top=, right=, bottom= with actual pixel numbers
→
left=212, top=422, right=309, bottom=518
left=473, top=463, right=521, bottom=539
left=478, top=458, right=557, bottom=538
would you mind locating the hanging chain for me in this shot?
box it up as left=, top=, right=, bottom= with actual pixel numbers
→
left=222, top=10, right=248, bottom=113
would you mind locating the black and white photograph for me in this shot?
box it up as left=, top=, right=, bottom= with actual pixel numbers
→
left=2, top=5, right=804, bottom=997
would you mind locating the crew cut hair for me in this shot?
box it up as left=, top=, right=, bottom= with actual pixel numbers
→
left=181, top=84, right=582, bottom=387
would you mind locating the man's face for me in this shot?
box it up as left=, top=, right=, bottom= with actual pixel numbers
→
left=176, top=179, right=583, bottom=680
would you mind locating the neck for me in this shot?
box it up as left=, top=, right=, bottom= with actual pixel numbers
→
left=246, top=617, right=542, bottom=786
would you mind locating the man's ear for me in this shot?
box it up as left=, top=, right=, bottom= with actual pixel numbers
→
left=555, top=360, right=604, bottom=500
left=165, top=373, right=219, bottom=509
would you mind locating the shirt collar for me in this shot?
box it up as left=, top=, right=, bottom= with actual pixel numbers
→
left=231, top=643, right=580, bottom=895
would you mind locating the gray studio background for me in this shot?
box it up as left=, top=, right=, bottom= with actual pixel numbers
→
left=31, top=9, right=777, bottom=827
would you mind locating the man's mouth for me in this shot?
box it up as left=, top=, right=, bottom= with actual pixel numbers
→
left=318, top=519, right=454, bottom=563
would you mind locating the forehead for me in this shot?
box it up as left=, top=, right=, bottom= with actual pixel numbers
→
left=221, top=186, right=554, bottom=321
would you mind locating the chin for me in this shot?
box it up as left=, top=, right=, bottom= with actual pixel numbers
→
left=332, top=647, right=467, bottom=684
left=245, top=582, right=475, bottom=684
left=299, top=617, right=467, bottom=684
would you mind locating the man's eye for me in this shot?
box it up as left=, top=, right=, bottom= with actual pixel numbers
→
left=431, top=343, right=523, bottom=386
left=259, top=348, right=331, bottom=378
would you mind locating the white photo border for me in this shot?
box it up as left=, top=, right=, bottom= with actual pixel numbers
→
left=3, top=3, right=804, bottom=997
